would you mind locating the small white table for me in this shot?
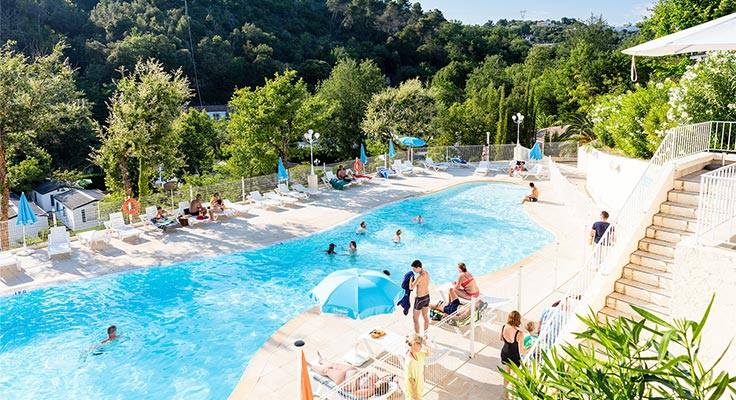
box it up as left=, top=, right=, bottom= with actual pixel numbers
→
left=359, top=328, right=404, bottom=357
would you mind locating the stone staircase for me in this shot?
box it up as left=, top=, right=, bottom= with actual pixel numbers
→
left=597, top=170, right=705, bottom=323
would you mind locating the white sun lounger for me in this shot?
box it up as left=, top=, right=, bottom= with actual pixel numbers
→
left=104, top=212, right=144, bottom=241
left=474, top=161, right=490, bottom=176
left=291, top=183, right=320, bottom=196
left=223, top=199, right=253, bottom=214
left=423, top=157, right=449, bottom=172
left=247, top=191, right=281, bottom=209
left=520, top=164, right=548, bottom=179
left=265, top=191, right=298, bottom=206
left=0, top=251, right=21, bottom=273
left=392, top=160, right=413, bottom=175
left=277, top=183, right=308, bottom=199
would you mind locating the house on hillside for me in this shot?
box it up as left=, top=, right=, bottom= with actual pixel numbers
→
left=8, top=194, right=49, bottom=247
left=32, top=181, right=70, bottom=212
left=190, top=104, right=229, bottom=120
left=52, top=189, right=105, bottom=231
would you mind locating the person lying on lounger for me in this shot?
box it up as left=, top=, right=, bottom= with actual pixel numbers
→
left=308, top=352, right=393, bottom=397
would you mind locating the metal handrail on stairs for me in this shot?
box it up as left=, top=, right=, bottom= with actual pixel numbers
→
left=696, top=163, right=736, bottom=245
left=525, top=121, right=722, bottom=365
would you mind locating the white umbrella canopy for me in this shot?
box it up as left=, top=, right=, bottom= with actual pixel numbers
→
left=623, top=12, right=736, bottom=56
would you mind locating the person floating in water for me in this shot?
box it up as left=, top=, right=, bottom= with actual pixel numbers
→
left=413, top=215, right=425, bottom=224
left=101, top=325, right=120, bottom=344
left=393, top=229, right=402, bottom=244
left=356, top=221, right=368, bottom=234
left=326, top=243, right=337, bottom=254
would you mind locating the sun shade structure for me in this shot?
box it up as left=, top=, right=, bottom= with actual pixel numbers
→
left=277, top=157, right=289, bottom=182
left=529, top=142, right=543, bottom=161
left=310, top=268, right=403, bottom=320
left=16, top=192, right=39, bottom=256
left=622, top=12, right=736, bottom=56
left=398, top=136, right=426, bottom=147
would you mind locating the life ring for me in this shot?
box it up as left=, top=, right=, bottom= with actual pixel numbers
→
left=354, top=159, right=364, bottom=172
left=122, top=198, right=140, bottom=215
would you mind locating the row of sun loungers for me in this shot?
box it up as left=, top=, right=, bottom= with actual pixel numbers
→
left=2, top=186, right=321, bottom=264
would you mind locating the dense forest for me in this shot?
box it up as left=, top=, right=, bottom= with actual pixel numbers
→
left=1, top=0, right=735, bottom=204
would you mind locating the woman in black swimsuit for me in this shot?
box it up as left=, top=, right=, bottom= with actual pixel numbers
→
left=500, top=310, right=527, bottom=399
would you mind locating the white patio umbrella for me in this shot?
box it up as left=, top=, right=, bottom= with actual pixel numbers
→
left=622, top=12, right=736, bottom=81
left=622, top=12, right=736, bottom=56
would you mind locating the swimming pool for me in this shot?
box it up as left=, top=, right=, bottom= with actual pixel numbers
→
left=0, top=182, right=552, bottom=399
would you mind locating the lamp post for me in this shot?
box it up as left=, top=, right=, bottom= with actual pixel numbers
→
left=304, top=129, right=320, bottom=189
left=511, top=112, right=524, bottom=145
left=304, top=129, right=320, bottom=175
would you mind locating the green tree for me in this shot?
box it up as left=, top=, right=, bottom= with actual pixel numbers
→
left=93, top=59, right=191, bottom=197
left=0, top=42, right=89, bottom=222
left=317, top=58, right=386, bottom=159
left=641, top=0, right=736, bottom=38
left=175, top=109, right=220, bottom=176
left=361, top=78, right=439, bottom=153
left=226, top=70, right=332, bottom=177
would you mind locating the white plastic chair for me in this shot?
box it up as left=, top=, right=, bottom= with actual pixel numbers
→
left=48, top=226, right=72, bottom=259
left=78, top=229, right=111, bottom=249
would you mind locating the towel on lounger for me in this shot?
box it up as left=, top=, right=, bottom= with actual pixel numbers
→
left=397, top=270, right=414, bottom=315
left=329, top=178, right=349, bottom=190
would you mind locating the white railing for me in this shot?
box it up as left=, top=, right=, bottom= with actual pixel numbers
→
left=696, top=163, right=736, bottom=245
left=319, top=297, right=494, bottom=399
left=525, top=121, right=723, bottom=364
left=710, top=121, right=736, bottom=153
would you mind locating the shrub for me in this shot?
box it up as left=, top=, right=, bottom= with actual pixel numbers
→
left=590, top=80, right=674, bottom=158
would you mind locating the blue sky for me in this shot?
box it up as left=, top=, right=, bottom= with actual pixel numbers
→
left=414, top=1, right=655, bottom=26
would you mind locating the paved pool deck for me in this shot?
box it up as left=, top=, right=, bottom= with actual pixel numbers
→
left=0, top=164, right=597, bottom=400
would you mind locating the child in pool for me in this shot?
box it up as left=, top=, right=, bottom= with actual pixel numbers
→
left=413, top=215, right=425, bottom=224
left=393, top=229, right=402, bottom=243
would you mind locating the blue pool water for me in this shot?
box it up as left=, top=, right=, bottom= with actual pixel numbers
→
left=0, top=183, right=552, bottom=399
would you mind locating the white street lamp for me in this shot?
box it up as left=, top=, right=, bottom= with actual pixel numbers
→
left=512, top=112, right=524, bottom=145
left=304, top=129, right=320, bottom=175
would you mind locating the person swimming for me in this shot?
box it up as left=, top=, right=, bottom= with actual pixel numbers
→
left=101, top=325, right=120, bottom=344
left=356, top=221, right=367, bottom=234
left=326, top=243, right=337, bottom=254
left=413, top=215, right=425, bottom=224
left=393, top=229, right=402, bottom=243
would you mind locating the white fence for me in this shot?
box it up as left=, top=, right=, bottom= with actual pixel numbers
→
left=525, top=120, right=730, bottom=365
left=318, top=296, right=498, bottom=399
left=696, top=163, right=736, bottom=245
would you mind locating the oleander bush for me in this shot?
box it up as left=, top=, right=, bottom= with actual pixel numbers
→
left=503, top=296, right=736, bottom=399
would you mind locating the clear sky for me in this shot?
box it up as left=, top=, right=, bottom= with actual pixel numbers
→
left=414, top=0, right=655, bottom=26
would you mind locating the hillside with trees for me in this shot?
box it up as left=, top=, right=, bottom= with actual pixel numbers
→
left=1, top=0, right=735, bottom=205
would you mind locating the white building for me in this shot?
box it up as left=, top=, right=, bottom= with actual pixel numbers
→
left=52, top=189, right=105, bottom=231
left=8, top=194, right=49, bottom=248
left=32, top=181, right=69, bottom=212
